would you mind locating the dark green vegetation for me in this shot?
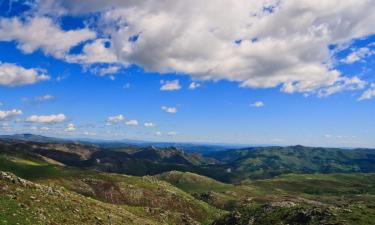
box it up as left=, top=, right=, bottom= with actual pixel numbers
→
left=205, top=145, right=375, bottom=181
left=1, top=135, right=375, bottom=224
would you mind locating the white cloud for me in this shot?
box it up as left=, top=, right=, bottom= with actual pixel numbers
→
left=189, top=82, right=201, bottom=90
left=83, top=131, right=97, bottom=136
left=160, top=80, right=181, bottom=91
left=155, top=131, right=162, bottom=136
left=324, top=134, right=333, bottom=139
left=0, top=62, right=50, bottom=87
left=40, top=127, right=50, bottom=131
left=342, top=47, right=374, bottom=64
left=64, top=123, right=76, bottom=132
left=0, top=122, right=11, bottom=131
left=125, top=119, right=138, bottom=126
left=318, top=76, right=367, bottom=97
left=0, top=109, right=22, bottom=120
left=167, top=131, right=177, bottom=136
left=66, top=39, right=118, bottom=64
left=35, top=94, right=55, bottom=102
left=0, top=16, right=95, bottom=58
left=106, top=114, right=125, bottom=125
left=26, top=113, right=66, bottom=123
left=161, top=106, right=177, bottom=113
left=99, top=66, right=121, bottom=76
left=358, top=84, right=375, bottom=101
left=144, top=122, right=155, bottom=128
left=88, top=0, right=375, bottom=94
left=4, top=0, right=375, bottom=95
left=250, top=101, right=265, bottom=108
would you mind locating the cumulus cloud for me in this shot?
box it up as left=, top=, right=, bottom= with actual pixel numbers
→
left=189, top=82, right=201, bottom=90
left=0, top=16, right=95, bottom=58
left=358, top=84, right=375, bottom=101
left=26, top=113, right=66, bottom=123
left=342, top=47, right=374, bottom=64
left=161, top=106, right=177, bottom=113
left=106, top=114, right=125, bottom=125
left=71, top=0, right=374, bottom=94
left=160, top=80, right=181, bottom=91
left=125, top=119, right=138, bottom=126
left=144, top=122, right=155, bottom=128
left=64, top=123, right=76, bottom=132
left=0, top=109, right=22, bottom=120
left=4, top=0, right=375, bottom=95
left=250, top=101, right=265, bottom=108
left=0, top=62, right=50, bottom=87
left=35, top=94, right=55, bottom=102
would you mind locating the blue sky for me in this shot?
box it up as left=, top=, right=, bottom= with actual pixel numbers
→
left=0, top=0, right=374, bottom=147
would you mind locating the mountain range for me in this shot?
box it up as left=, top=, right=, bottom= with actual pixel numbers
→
left=1, top=134, right=375, bottom=224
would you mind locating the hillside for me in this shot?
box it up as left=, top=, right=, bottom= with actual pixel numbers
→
left=0, top=171, right=158, bottom=225
left=2, top=137, right=375, bottom=224
left=205, top=145, right=375, bottom=181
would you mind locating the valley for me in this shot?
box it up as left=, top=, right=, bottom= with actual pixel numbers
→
left=1, top=134, right=375, bottom=225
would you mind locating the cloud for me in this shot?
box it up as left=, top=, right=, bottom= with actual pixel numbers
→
left=26, top=113, right=66, bottom=123
left=106, top=114, right=125, bottom=125
left=318, top=76, right=367, bottom=97
left=65, top=0, right=374, bottom=94
left=40, top=127, right=50, bottom=131
left=66, top=39, right=118, bottom=64
left=189, top=82, right=201, bottom=90
left=125, top=119, right=138, bottom=126
left=0, top=109, right=22, bottom=120
left=358, top=84, right=375, bottom=101
left=250, top=101, right=265, bottom=108
left=35, top=94, right=55, bottom=102
left=144, top=122, right=155, bottom=128
left=4, top=0, right=375, bottom=96
left=342, top=47, right=374, bottom=64
left=324, top=134, right=333, bottom=139
left=64, top=123, right=76, bottom=132
left=0, top=122, right=12, bottom=131
left=83, top=131, right=97, bottom=136
left=98, top=66, right=121, bottom=76
left=160, top=80, right=181, bottom=91
left=155, top=131, right=162, bottom=136
left=161, top=106, right=177, bottom=113
left=0, top=16, right=95, bottom=58
left=0, top=62, right=50, bottom=87
left=167, top=131, right=177, bottom=136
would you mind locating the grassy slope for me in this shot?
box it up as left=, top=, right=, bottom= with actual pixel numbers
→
left=0, top=172, right=159, bottom=225
left=0, top=154, right=222, bottom=225
left=156, top=171, right=375, bottom=225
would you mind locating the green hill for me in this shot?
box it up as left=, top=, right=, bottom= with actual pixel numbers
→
left=206, top=145, right=375, bottom=181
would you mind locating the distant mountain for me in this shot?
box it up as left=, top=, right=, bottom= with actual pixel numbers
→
left=206, top=145, right=375, bottom=181
left=2, top=138, right=375, bottom=224
left=0, top=133, right=66, bottom=143
left=0, top=134, right=237, bottom=154
left=2, top=135, right=375, bottom=183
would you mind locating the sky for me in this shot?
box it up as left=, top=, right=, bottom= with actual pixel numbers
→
left=0, top=0, right=374, bottom=148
